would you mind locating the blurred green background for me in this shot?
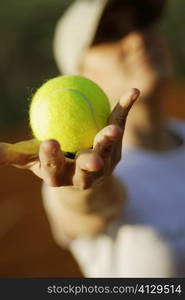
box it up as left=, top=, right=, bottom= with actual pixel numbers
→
left=0, top=0, right=185, bottom=135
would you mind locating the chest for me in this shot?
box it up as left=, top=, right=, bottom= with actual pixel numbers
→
left=115, top=157, right=185, bottom=238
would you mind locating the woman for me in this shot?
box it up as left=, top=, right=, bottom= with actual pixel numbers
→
left=1, top=0, right=185, bottom=277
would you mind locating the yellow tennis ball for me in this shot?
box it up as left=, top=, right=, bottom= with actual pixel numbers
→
left=29, top=75, right=111, bottom=154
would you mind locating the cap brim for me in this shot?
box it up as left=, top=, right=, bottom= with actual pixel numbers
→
left=53, top=0, right=108, bottom=75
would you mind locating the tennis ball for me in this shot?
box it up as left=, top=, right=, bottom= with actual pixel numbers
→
left=29, top=75, right=110, bottom=155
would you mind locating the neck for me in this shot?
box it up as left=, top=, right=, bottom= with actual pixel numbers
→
left=123, top=93, right=176, bottom=152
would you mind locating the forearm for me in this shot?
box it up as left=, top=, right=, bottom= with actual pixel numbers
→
left=42, top=175, right=126, bottom=246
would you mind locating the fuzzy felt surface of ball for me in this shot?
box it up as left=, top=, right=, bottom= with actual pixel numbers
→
left=29, top=75, right=111, bottom=154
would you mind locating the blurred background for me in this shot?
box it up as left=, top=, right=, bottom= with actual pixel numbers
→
left=0, top=0, right=185, bottom=277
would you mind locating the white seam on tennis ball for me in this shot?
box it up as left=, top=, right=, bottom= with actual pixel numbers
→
left=47, top=88, right=100, bottom=131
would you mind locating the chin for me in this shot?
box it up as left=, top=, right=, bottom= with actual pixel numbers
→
left=138, top=69, right=172, bottom=100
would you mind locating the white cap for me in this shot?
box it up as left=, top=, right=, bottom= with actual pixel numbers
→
left=53, top=0, right=108, bottom=75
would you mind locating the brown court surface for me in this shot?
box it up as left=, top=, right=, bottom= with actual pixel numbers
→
left=0, top=130, right=83, bottom=277
left=0, top=82, right=184, bottom=278
left=0, top=159, right=83, bottom=277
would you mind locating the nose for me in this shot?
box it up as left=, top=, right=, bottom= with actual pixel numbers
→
left=120, top=31, right=145, bottom=52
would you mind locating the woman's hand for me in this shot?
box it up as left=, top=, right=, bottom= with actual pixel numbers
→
left=0, top=88, right=140, bottom=189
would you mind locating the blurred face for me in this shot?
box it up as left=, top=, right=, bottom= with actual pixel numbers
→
left=80, top=28, right=173, bottom=108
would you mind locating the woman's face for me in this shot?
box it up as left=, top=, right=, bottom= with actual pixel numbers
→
left=80, top=28, right=173, bottom=108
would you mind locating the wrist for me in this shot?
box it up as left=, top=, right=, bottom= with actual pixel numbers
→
left=43, top=175, right=125, bottom=217
left=41, top=175, right=126, bottom=243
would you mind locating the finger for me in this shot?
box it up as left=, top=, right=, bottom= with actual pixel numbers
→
left=0, top=139, right=39, bottom=167
left=76, top=150, right=103, bottom=172
left=109, top=89, right=140, bottom=168
left=93, top=124, right=122, bottom=159
left=109, top=88, right=140, bottom=130
left=73, top=151, right=103, bottom=189
left=39, top=139, right=65, bottom=187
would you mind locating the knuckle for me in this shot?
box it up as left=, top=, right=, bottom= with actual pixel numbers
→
left=107, top=124, right=116, bottom=132
left=79, top=182, right=89, bottom=190
left=43, top=160, right=57, bottom=170
left=73, top=176, right=91, bottom=190
left=102, top=145, right=112, bottom=157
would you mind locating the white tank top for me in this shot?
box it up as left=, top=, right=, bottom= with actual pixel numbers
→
left=114, top=119, right=185, bottom=277
left=70, top=119, right=185, bottom=277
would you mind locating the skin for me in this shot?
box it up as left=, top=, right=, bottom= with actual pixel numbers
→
left=0, top=90, right=138, bottom=244
left=0, top=17, right=180, bottom=244
left=0, top=89, right=139, bottom=188
left=81, top=27, right=175, bottom=152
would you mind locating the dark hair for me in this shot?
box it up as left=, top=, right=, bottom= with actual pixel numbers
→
left=93, top=0, right=167, bottom=44
left=107, top=0, right=166, bottom=28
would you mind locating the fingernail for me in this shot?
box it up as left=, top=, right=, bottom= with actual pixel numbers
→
left=131, top=88, right=140, bottom=101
